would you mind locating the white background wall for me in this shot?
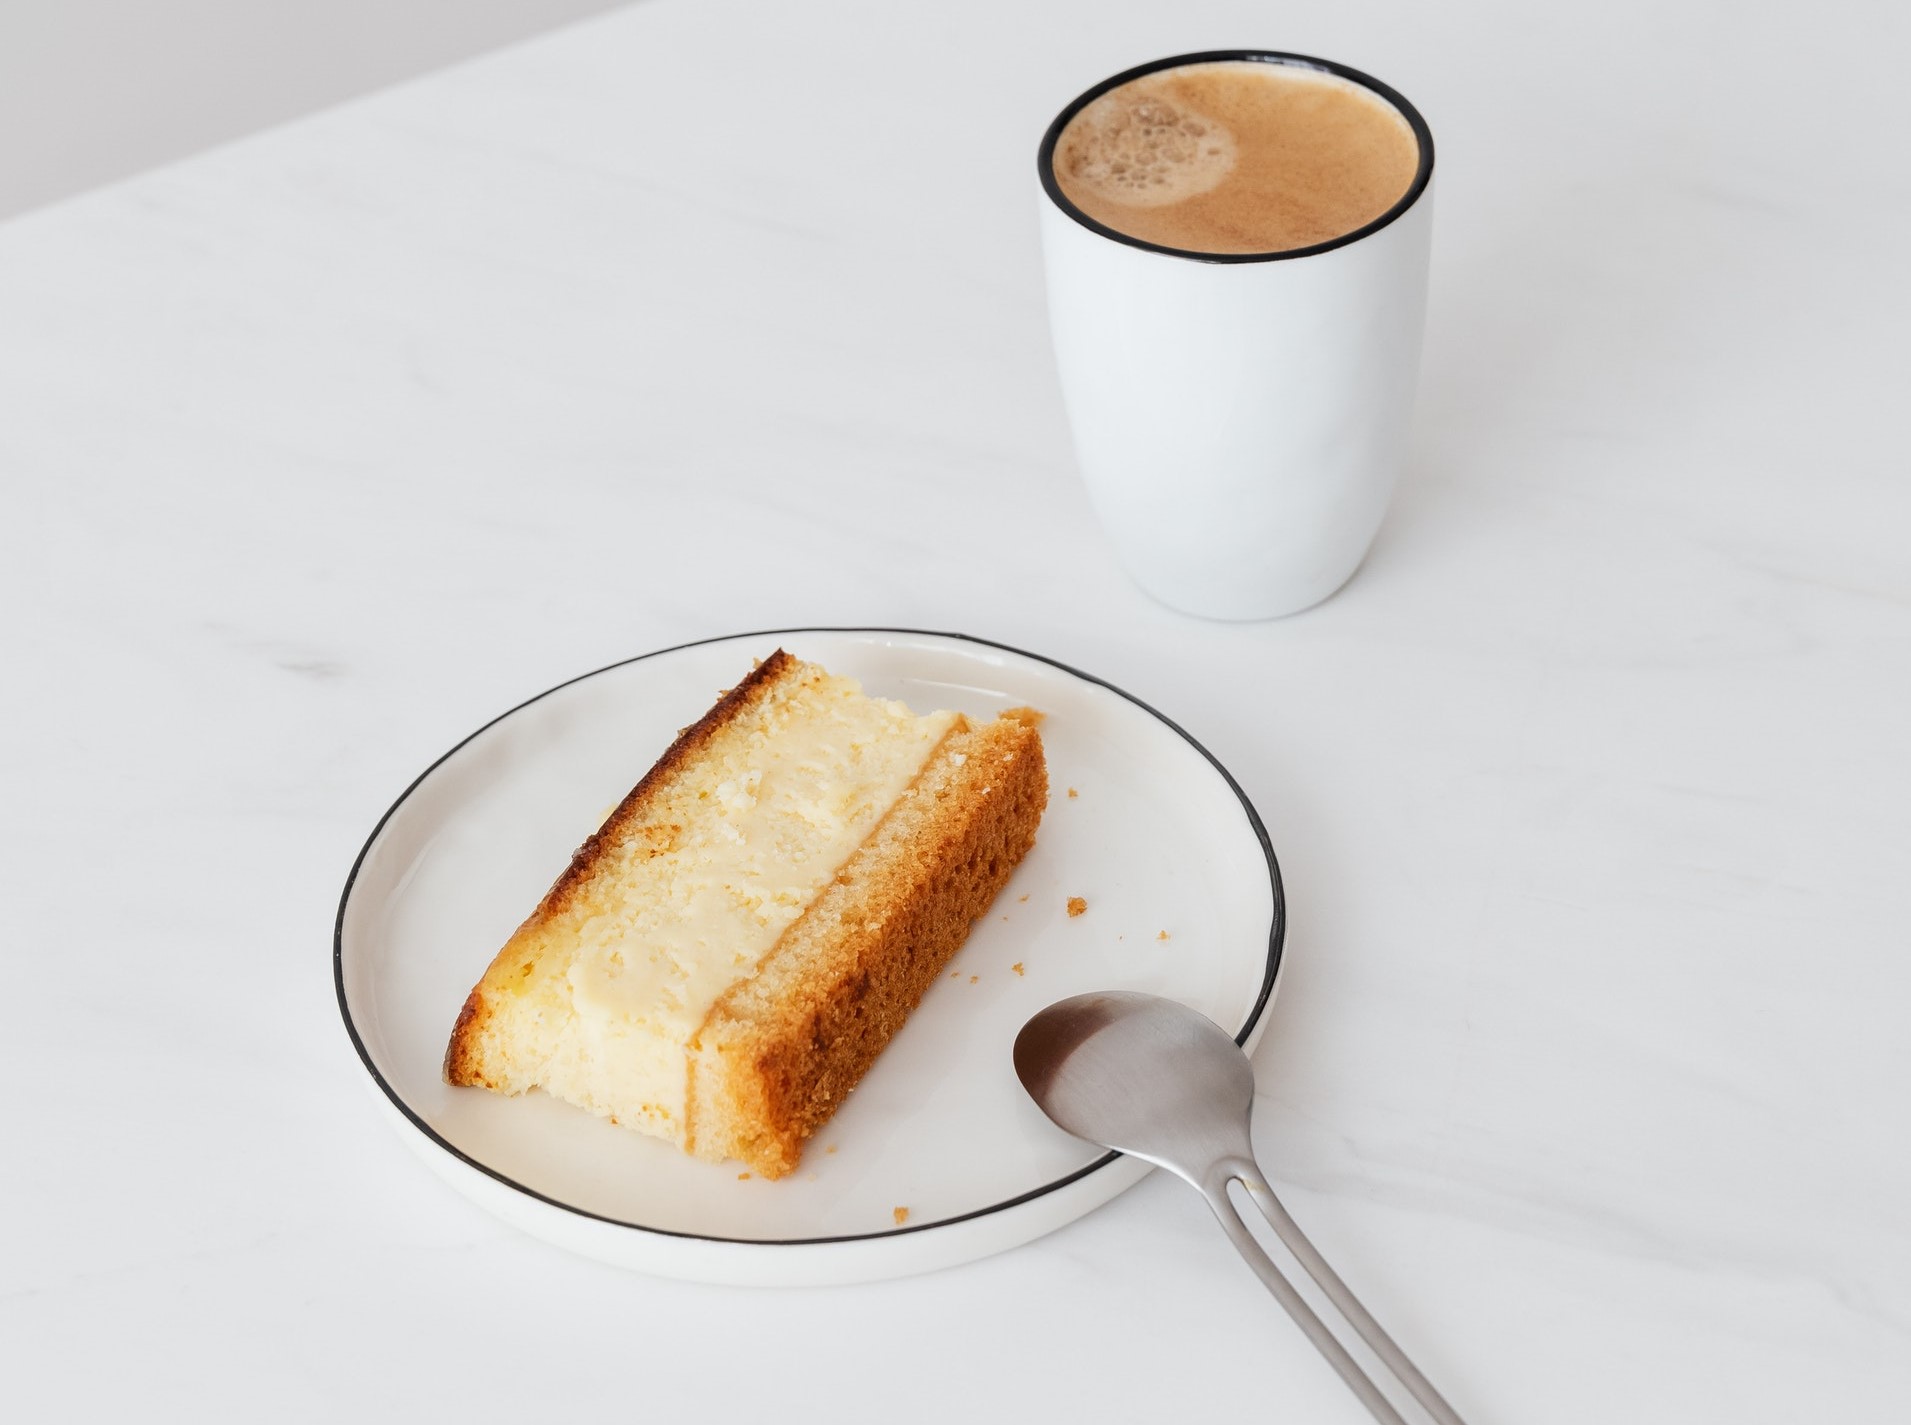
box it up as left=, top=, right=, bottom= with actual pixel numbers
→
left=0, top=0, right=630, bottom=219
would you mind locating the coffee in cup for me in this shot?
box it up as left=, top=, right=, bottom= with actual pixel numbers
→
left=1038, top=52, right=1435, bottom=620
left=1050, top=59, right=1419, bottom=256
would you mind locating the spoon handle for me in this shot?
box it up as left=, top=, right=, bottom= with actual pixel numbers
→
left=1199, top=1176, right=1410, bottom=1424
left=1201, top=1155, right=1468, bottom=1425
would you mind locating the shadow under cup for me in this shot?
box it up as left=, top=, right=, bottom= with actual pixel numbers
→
left=1038, top=51, right=1436, bottom=621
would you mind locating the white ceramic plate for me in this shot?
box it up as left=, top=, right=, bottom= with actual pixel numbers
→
left=335, top=629, right=1283, bottom=1285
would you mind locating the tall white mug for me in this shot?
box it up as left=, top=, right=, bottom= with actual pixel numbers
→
left=1039, top=51, right=1436, bottom=620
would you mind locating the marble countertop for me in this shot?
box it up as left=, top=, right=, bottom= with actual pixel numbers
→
left=4, top=0, right=1907, bottom=1418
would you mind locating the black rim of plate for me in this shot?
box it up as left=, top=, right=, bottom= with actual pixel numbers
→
left=1038, top=49, right=1435, bottom=264
left=333, top=628, right=1286, bottom=1248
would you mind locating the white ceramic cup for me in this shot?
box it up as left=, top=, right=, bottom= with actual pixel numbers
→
left=1039, top=51, right=1436, bottom=620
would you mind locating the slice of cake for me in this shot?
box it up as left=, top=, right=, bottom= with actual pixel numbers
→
left=444, top=649, right=1048, bottom=1179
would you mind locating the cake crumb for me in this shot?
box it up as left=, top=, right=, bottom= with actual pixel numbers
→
left=969, top=974, right=979, bottom=984
left=737, top=1172, right=751, bottom=1180
left=826, top=1144, right=838, bottom=1155
left=1067, top=896, right=1088, bottom=917
left=1018, top=893, right=1029, bottom=903
left=1067, top=787, right=1078, bottom=799
left=1012, top=962, right=1025, bottom=976
left=893, top=1206, right=910, bottom=1226
left=1158, top=930, right=1171, bottom=941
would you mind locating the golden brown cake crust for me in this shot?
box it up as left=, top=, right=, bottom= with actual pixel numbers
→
left=689, top=713, right=1048, bottom=1177
left=442, top=649, right=798, bottom=1087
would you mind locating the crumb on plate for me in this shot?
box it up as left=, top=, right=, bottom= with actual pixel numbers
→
left=1067, top=897, right=1087, bottom=917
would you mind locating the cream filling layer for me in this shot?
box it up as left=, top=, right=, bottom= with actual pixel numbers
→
left=557, top=671, right=958, bottom=1140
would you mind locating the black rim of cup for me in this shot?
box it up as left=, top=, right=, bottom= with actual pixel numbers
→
left=1038, top=50, right=1436, bottom=264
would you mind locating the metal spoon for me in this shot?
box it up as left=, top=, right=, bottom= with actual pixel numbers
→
left=1014, top=991, right=1467, bottom=1425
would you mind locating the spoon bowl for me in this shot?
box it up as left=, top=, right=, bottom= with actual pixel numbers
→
left=1012, top=989, right=1256, bottom=1180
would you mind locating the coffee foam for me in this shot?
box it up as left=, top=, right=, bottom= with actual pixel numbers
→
left=1050, top=61, right=1421, bottom=255
left=1056, top=92, right=1238, bottom=210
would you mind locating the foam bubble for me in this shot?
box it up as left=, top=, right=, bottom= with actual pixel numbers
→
left=1056, top=91, right=1237, bottom=210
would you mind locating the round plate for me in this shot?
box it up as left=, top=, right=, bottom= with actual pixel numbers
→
left=335, top=629, right=1283, bottom=1285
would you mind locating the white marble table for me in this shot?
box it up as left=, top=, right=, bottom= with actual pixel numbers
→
left=5, top=0, right=1907, bottom=1419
